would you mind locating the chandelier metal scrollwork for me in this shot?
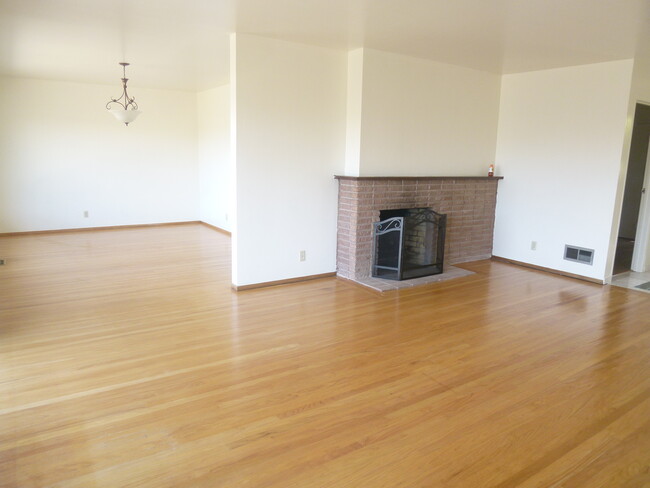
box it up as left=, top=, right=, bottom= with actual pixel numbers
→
left=106, top=62, right=141, bottom=126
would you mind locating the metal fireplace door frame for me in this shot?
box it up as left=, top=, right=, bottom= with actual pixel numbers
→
left=372, top=216, right=404, bottom=279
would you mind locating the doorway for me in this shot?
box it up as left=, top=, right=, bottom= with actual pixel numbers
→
left=613, top=103, right=650, bottom=275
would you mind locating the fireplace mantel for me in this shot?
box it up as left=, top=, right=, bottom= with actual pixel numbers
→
left=335, top=175, right=502, bottom=282
left=334, top=175, right=504, bottom=181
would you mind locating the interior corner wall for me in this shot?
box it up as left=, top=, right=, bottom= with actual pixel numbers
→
left=231, top=34, right=347, bottom=287
left=0, top=77, right=199, bottom=233
left=492, top=60, right=634, bottom=281
left=630, top=54, right=650, bottom=105
left=344, top=48, right=364, bottom=176
left=229, top=32, right=239, bottom=285
left=356, top=49, right=501, bottom=176
left=197, top=84, right=231, bottom=231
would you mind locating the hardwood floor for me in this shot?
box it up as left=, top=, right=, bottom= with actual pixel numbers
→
left=1, top=223, right=649, bottom=487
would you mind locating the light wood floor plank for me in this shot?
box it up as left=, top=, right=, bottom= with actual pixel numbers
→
left=1, top=224, right=649, bottom=487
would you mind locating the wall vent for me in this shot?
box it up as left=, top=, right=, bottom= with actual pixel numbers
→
left=564, top=245, right=594, bottom=265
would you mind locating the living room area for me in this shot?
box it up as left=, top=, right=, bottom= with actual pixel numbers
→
left=1, top=0, right=650, bottom=486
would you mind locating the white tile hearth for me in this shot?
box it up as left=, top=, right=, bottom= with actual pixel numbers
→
left=610, top=270, right=650, bottom=294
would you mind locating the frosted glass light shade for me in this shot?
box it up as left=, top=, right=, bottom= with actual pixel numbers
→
left=109, top=109, right=141, bottom=125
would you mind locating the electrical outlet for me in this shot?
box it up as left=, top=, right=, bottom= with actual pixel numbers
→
left=299, top=250, right=306, bottom=262
left=225, top=213, right=229, bottom=221
left=83, top=210, right=89, bottom=218
left=531, top=241, right=537, bottom=251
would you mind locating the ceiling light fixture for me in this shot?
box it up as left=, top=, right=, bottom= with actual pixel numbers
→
left=106, top=62, right=141, bottom=126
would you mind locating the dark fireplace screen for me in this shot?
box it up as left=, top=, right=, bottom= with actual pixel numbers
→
left=372, top=208, right=446, bottom=281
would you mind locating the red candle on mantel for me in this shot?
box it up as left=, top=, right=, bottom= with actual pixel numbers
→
left=488, top=164, right=495, bottom=177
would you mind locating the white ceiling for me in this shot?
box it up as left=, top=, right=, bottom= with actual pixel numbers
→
left=1, top=0, right=649, bottom=92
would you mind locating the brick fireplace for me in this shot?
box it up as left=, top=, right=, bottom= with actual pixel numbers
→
left=335, top=176, right=502, bottom=282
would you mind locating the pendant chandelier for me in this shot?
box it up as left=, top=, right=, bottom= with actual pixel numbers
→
left=106, top=62, right=141, bottom=126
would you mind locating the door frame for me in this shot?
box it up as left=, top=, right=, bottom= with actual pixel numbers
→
left=631, top=135, right=650, bottom=272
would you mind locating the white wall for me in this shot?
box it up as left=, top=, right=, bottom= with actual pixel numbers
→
left=353, top=49, right=501, bottom=176
left=229, top=34, right=239, bottom=285
left=344, top=48, right=364, bottom=176
left=493, top=60, right=634, bottom=281
left=231, top=34, right=347, bottom=287
left=197, top=84, right=231, bottom=231
left=0, top=77, right=198, bottom=232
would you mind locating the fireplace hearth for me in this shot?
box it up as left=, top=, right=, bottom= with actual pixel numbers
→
left=373, top=208, right=446, bottom=280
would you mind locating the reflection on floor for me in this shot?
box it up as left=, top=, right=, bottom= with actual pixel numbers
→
left=3, top=224, right=650, bottom=486
left=610, top=270, right=650, bottom=294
